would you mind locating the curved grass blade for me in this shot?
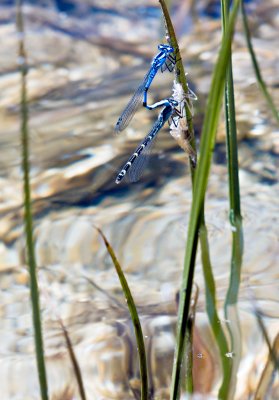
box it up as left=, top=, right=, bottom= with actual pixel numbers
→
left=254, top=333, right=279, bottom=399
left=16, top=1, right=49, bottom=399
left=252, top=296, right=279, bottom=398
left=158, top=6, right=199, bottom=396
left=199, top=219, right=233, bottom=398
left=251, top=299, right=279, bottom=371
left=241, top=0, right=279, bottom=124
left=84, top=275, right=126, bottom=311
left=58, top=319, right=87, bottom=400
left=221, top=0, right=244, bottom=398
left=160, top=0, right=235, bottom=398
left=162, top=0, right=241, bottom=398
left=221, top=0, right=244, bottom=310
left=94, top=227, right=148, bottom=400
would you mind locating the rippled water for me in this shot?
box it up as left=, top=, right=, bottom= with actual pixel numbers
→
left=0, top=1, right=278, bottom=399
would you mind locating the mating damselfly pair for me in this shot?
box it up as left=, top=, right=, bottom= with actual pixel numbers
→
left=115, top=44, right=197, bottom=184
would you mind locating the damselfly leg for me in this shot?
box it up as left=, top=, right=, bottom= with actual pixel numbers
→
left=161, top=52, right=177, bottom=73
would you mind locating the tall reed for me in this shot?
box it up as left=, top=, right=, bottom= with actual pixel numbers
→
left=160, top=0, right=242, bottom=398
left=159, top=1, right=232, bottom=397
left=16, top=0, right=49, bottom=399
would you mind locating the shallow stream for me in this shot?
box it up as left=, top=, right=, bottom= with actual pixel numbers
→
left=0, top=1, right=278, bottom=399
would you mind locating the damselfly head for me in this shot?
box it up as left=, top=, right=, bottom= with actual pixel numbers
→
left=158, top=44, right=174, bottom=54
left=168, top=98, right=179, bottom=107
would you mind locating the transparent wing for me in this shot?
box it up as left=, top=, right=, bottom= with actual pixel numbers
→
left=115, top=71, right=150, bottom=133
left=115, top=102, right=173, bottom=184
left=128, top=119, right=163, bottom=182
left=128, top=134, right=159, bottom=182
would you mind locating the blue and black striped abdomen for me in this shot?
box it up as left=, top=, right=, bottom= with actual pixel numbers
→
left=115, top=103, right=174, bottom=184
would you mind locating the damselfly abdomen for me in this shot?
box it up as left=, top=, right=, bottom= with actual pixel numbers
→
left=115, top=98, right=180, bottom=184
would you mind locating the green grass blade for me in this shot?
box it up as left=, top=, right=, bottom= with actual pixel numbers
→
left=95, top=227, right=148, bottom=400
left=159, top=0, right=197, bottom=168
left=254, top=333, right=279, bottom=399
left=252, top=301, right=279, bottom=371
left=159, top=1, right=233, bottom=397
left=59, top=319, right=87, bottom=400
left=221, top=0, right=242, bottom=219
left=84, top=275, right=126, bottom=311
left=220, top=0, right=244, bottom=397
left=184, top=285, right=199, bottom=394
left=169, top=0, right=241, bottom=398
left=241, top=0, right=279, bottom=124
left=199, top=219, right=232, bottom=399
left=16, top=1, right=49, bottom=399
left=159, top=1, right=198, bottom=394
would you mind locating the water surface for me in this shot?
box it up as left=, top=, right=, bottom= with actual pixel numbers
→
left=0, top=1, right=278, bottom=399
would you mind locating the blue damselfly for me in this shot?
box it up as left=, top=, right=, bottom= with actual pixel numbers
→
left=115, top=44, right=176, bottom=133
left=115, top=98, right=180, bottom=184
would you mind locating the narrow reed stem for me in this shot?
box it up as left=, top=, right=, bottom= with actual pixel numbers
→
left=163, top=0, right=241, bottom=397
left=159, top=0, right=196, bottom=164
left=241, top=0, right=279, bottom=124
left=16, top=1, right=49, bottom=399
left=159, top=1, right=233, bottom=398
left=95, top=227, right=148, bottom=400
left=220, top=1, right=244, bottom=399
left=59, top=319, right=87, bottom=400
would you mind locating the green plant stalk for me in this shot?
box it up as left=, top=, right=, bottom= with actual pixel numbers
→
left=184, top=285, right=199, bottom=394
left=254, top=333, right=279, bottom=399
left=199, top=222, right=232, bottom=399
left=84, top=275, right=126, bottom=311
left=59, top=319, right=87, bottom=400
left=159, top=1, right=196, bottom=394
left=159, top=0, right=195, bottom=156
left=16, top=1, right=49, bottom=399
left=221, top=0, right=243, bottom=327
left=160, top=1, right=199, bottom=394
left=221, top=0, right=243, bottom=339
left=241, top=0, right=279, bottom=124
left=221, top=0, right=242, bottom=221
left=221, top=1, right=243, bottom=398
left=168, top=0, right=241, bottom=397
left=95, top=227, right=148, bottom=400
left=185, top=313, right=195, bottom=394
left=253, top=306, right=279, bottom=371
left=159, top=1, right=232, bottom=397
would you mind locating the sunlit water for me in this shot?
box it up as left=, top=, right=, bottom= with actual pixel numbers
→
left=0, top=1, right=278, bottom=399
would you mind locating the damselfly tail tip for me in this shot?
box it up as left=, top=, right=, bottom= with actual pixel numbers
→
left=115, top=119, right=123, bottom=134
left=190, top=155, right=197, bottom=169
left=115, top=173, right=124, bottom=184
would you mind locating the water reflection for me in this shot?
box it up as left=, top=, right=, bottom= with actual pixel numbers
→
left=0, top=0, right=278, bottom=399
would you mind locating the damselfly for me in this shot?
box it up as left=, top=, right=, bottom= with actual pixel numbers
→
left=115, top=98, right=180, bottom=184
left=169, top=81, right=198, bottom=167
left=115, top=44, right=176, bottom=133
